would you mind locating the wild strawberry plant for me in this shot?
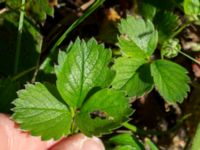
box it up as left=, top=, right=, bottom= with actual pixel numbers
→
left=12, top=14, right=191, bottom=145
left=12, top=38, right=133, bottom=140
left=112, top=16, right=190, bottom=103
left=1, top=0, right=200, bottom=149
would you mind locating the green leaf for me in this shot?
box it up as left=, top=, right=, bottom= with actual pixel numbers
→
left=114, top=145, right=137, bottom=150
left=6, top=0, right=54, bottom=22
left=112, top=57, right=153, bottom=97
left=27, top=0, right=54, bottom=22
left=37, top=0, right=54, bottom=16
left=192, top=123, right=200, bottom=150
left=75, top=89, right=133, bottom=136
left=121, top=64, right=154, bottom=97
left=145, top=138, right=159, bottom=150
left=151, top=60, right=190, bottom=103
left=12, top=83, right=72, bottom=140
left=138, top=1, right=157, bottom=20
left=109, top=134, right=144, bottom=150
left=118, top=16, right=158, bottom=55
left=55, top=38, right=115, bottom=108
left=154, top=11, right=180, bottom=43
left=184, top=0, right=200, bottom=15
left=112, top=57, right=146, bottom=89
left=118, top=37, right=147, bottom=58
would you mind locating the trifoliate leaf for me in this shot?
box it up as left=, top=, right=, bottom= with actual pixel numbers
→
left=118, top=16, right=158, bottom=55
left=75, top=89, right=133, bottom=136
left=184, top=0, right=200, bottom=15
left=151, top=60, right=190, bottom=103
left=55, top=38, right=115, bottom=108
left=154, top=11, right=180, bottom=43
left=12, top=83, right=72, bottom=140
left=112, top=57, right=153, bottom=97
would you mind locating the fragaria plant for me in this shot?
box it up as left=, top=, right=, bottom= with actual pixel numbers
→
left=1, top=0, right=200, bottom=149
left=2, top=0, right=200, bottom=149
left=12, top=15, right=191, bottom=143
left=112, top=16, right=191, bottom=103
left=12, top=38, right=133, bottom=140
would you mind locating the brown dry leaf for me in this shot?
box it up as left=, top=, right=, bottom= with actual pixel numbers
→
left=181, top=27, right=200, bottom=51
left=106, top=8, right=121, bottom=21
left=80, top=0, right=95, bottom=11
left=192, top=57, right=200, bottom=78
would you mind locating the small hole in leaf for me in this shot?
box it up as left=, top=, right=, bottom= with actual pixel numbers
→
left=90, top=110, right=108, bottom=120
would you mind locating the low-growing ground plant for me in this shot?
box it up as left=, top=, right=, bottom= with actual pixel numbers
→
left=1, top=0, right=200, bottom=149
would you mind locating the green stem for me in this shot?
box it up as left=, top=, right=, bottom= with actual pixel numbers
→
left=161, top=52, right=164, bottom=59
left=40, top=0, right=105, bottom=70
left=123, top=122, right=137, bottom=132
left=6, top=4, right=40, bottom=32
left=171, top=22, right=190, bottom=38
left=12, top=66, right=36, bottom=81
left=14, top=0, right=26, bottom=74
left=179, top=51, right=200, bottom=65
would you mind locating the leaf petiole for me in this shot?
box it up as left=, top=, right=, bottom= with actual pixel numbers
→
left=12, top=66, right=36, bottom=81
left=179, top=51, right=200, bottom=66
left=171, top=22, right=190, bottom=38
